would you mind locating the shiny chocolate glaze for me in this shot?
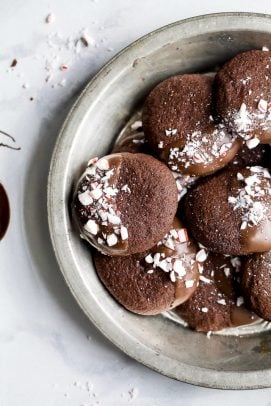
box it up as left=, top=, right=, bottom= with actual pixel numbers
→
left=162, top=127, right=241, bottom=177
left=213, top=256, right=257, bottom=327
left=230, top=167, right=271, bottom=254
left=145, top=218, right=200, bottom=307
left=73, top=154, right=129, bottom=255
left=0, top=184, right=10, bottom=240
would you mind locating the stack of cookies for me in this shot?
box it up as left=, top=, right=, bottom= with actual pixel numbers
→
left=72, top=49, right=271, bottom=333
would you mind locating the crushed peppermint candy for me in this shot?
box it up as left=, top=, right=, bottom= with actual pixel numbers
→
left=143, top=227, right=202, bottom=284
left=132, top=138, right=145, bottom=144
left=177, top=228, right=189, bottom=243
left=217, top=298, right=227, bottom=305
left=185, top=280, right=195, bottom=288
left=229, top=101, right=271, bottom=142
left=131, top=120, right=142, bottom=130
left=121, top=184, right=131, bottom=193
left=236, top=296, right=244, bottom=307
left=232, top=103, right=251, bottom=135
left=246, top=137, right=260, bottom=149
left=168, top=125, right=235, bottom=172
left=196, top=249, right=208, bottom=262
left=198, top=263, right=204, bottom=274
left=120, top=226, right=128, bottom=241
left=199, top=275, right=212, bottom=284
left=228, top=166, right=271, bottom=230
left=84, top=219, right=99, bottom=235
left=77, top=157, right=130, bottom=248
left=78, top=190, right=93, bottom=206
left=165, top=128, right=177, bottom=136
left=223, top=267, right=231, bottom=277
left=258, top=99, right=268, bottom=113
left=145, top=254, right=154, bottom=264
left=60, top=64, right=69, bottom=71
left=96, top=157, right=109, bottom=170
left=107, top=233, right=118, bottom=247
left=158, top=141, right=164, bottom=149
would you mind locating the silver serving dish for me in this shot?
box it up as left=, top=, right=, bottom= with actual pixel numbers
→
left=48, top=13, right=271, bottom=389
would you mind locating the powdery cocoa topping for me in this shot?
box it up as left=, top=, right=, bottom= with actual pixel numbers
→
left=75, top=155, right=130, bottom=254
left=228, top=166, right=271, bottom=230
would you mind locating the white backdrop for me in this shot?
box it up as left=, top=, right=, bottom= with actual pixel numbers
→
left=1, top=1, right=271, bottom=405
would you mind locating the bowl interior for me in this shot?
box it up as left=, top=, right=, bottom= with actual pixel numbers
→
left=48, top=14, right=271, bottom=389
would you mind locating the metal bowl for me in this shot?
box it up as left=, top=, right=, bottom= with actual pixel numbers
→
left=48, top=13, right=271, bottom=389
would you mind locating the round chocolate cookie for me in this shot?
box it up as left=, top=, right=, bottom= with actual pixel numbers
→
left=73, top=152, right=178, bottom=256
left=215, top=50, right=271, bottom=145
left=176, top=254, right=256, bottom=332
left=142, top=74, right=240, bottom=176
left=184, top=166, right=271, bottom=255
left=94, top=218, right=201, bottom=315
left=241, top=251, right=271, bottom=320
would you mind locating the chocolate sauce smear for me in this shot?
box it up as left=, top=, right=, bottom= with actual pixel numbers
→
left=0, top=130, right=20, bottom=150
left=0, top=184, right=10, bottom=240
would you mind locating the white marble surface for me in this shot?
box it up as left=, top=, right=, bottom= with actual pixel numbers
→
left=2, top=1, right=271, bottom=405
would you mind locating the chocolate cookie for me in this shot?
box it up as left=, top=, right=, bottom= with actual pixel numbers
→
left=94, top=218, right=201, bottom=315
left=241, top=251, right=271, bottom=320
left=215, top=50, right=271, bottom=145
left=184, top=166, right=271, bottom=255
left=176, top=254, right=256, bottom=332
left=112, top=120, right=196, bottom=201
left=142, top=74, right=240, bottom=176
left=73, top=153, right=178, bottom=255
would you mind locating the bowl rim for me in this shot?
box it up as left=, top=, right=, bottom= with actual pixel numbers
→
left=48, top=12, right=271, bottom=390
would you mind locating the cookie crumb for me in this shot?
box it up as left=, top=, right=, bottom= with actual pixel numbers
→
left=10, top=59, right=17, bottom=68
